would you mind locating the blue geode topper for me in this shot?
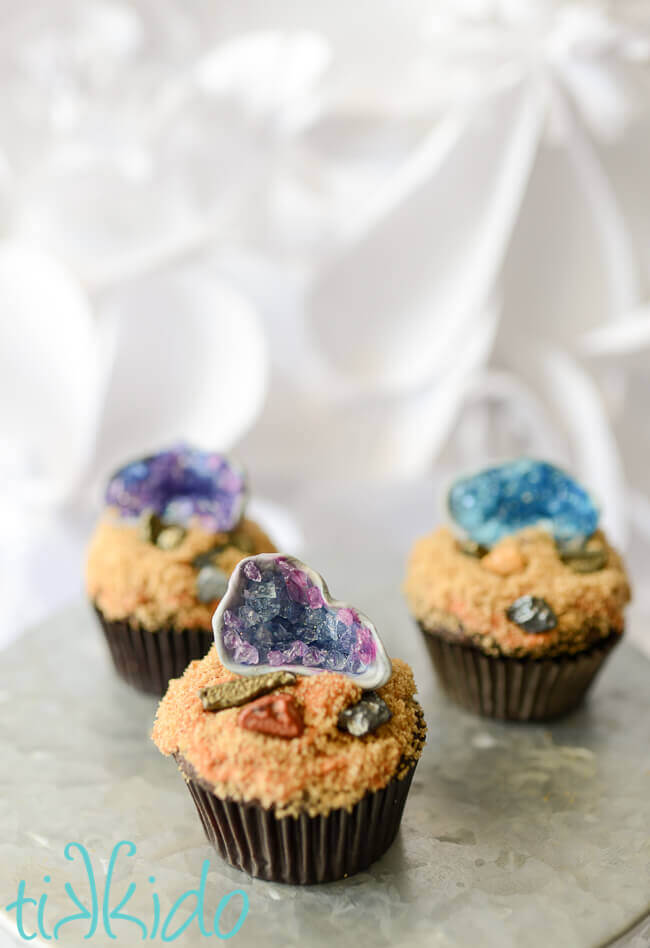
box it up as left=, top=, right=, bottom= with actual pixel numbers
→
left=213, top=554, right=392, bottom=689
left=106, top=445, right=247, bottom=533
left=448, top=458, right=599, bottom=547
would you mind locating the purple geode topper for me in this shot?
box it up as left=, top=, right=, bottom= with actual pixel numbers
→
left=212, top=554, right=392, bottom=689
left=105, top=445, right=247, bottom=533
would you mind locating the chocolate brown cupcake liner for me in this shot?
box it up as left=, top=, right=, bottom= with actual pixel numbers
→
left=176, top=738, right=423, bottom=885
left=94, top=605, right=214, bottom=696
left=419, top=623, right=621, bottom=721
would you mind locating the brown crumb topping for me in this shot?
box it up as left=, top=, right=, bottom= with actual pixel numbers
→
left=86, top=511, right=276, bottom=631
left=404, top=526, right=631, bottom=658
left=152, top=648, right=425, bottom=818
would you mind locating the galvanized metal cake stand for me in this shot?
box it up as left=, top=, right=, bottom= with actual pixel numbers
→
left=2, top=481, right=649, bottom=947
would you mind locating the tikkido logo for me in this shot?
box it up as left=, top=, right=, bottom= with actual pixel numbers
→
left=6, top=841, right=249, bottom=942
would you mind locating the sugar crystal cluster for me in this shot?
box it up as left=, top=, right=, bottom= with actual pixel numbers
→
left=216, top=555, right=384, bottom=680
left=448, top=458, right=598, bottom=547
left=106, top=444, right=246, bottom=533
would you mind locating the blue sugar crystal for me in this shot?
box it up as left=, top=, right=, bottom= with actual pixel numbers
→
left=338, top=629, right=354, bottom=651
left=277, top=599, right=301, bottom=623
left=254, top=627, right=273, bottom=649
left=345, top=655, right=364, bottom=675
left=324, top=614, right=338, bottom=639
left=214, top=555, right=382, bottom=678
left=255, top=582, right=277, bottom=600
left=325, top=650, right=347, bottom=671
left=269, top=618, right=292, bottom=644
left=448, top=458, right=599, bottom=547
left=255, top=601, right=279, bottom=622
left=239, top=606, right=259, bottom=629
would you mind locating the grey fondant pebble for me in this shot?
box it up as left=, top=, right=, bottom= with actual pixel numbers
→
left=338, top=690, right=392, bottom=737
left=196, top=565, right=229, bottom=602
left=506, top=595, right=557, bottom=633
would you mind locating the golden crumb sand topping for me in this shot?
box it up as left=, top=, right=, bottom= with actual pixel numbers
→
left=152, top=648, right=424, bottom=818
left=404, top=526, right=630, bottom=658
left=86, top=512, right=275, bottom=631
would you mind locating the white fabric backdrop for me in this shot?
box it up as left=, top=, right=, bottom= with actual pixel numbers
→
left=1, top=0, right=650, bottom=649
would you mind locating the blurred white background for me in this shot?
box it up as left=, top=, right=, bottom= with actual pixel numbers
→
left=1, top=0, right=650, bottom=650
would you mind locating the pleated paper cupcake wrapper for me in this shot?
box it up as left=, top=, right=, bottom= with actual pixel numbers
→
left=419, top=623, right=620, bottom=722
left=94, top=605, right=214, bottom=696
left=176, top=754, right=419, bottom=885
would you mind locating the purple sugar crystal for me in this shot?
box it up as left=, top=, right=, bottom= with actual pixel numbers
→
left=286, top=569, right=309, bottom=604
left=106, top=444, right=247, bottom=533
left=307, top=586, right=324, bottom=609
left=232, top=640, right=259, bottom=665
left=303, top=646, right=325, bottom=666
left=212, top=554, right=392, bottom=688
left=223, top=609, right=241, bottom=630
left=243, top=561, right=262, bottom=582
left=283, top=641, right=308, bottom=663
left=357, top=626, right=377, bottom=666
left=223, top=629, right=241, bottom=651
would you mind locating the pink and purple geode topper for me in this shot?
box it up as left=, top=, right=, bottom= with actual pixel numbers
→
left=212, top=554, right=392, bottom=689
left=105, top=445, right=247, bottom=533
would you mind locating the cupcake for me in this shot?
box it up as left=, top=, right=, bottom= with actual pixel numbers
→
left=152, top=553, right=426, bottom=884
left=404, top=459, right=631, bottom=721
left=86, top=445, right=276, bottom=696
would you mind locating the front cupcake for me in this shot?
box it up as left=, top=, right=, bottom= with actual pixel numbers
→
left=86, top=445, right=276, bottom=695
left=152, top=554, right=426, bottom=884
left=404, top=459, right=631, bottom=721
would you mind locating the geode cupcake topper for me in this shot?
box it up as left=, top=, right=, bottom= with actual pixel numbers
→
left=106, top=445, right=247, bottom=533
left=448, top=458, right=599, bottom=548
left=213, top=554, right=392, bottom=689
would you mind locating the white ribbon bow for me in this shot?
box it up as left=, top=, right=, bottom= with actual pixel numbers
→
left=300, top=0, right=650, bottom=548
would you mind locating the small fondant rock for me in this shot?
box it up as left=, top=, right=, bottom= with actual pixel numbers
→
left=338, top=691, right=392, bottom=737
left=196, top=565, right=229, bottom=603
left=506, top=595, right=558, bottom=633
left=238, top=693, right=304, bottom=738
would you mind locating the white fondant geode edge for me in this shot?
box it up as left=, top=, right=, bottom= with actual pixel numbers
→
left=212, top=553, right=393, bottom=689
